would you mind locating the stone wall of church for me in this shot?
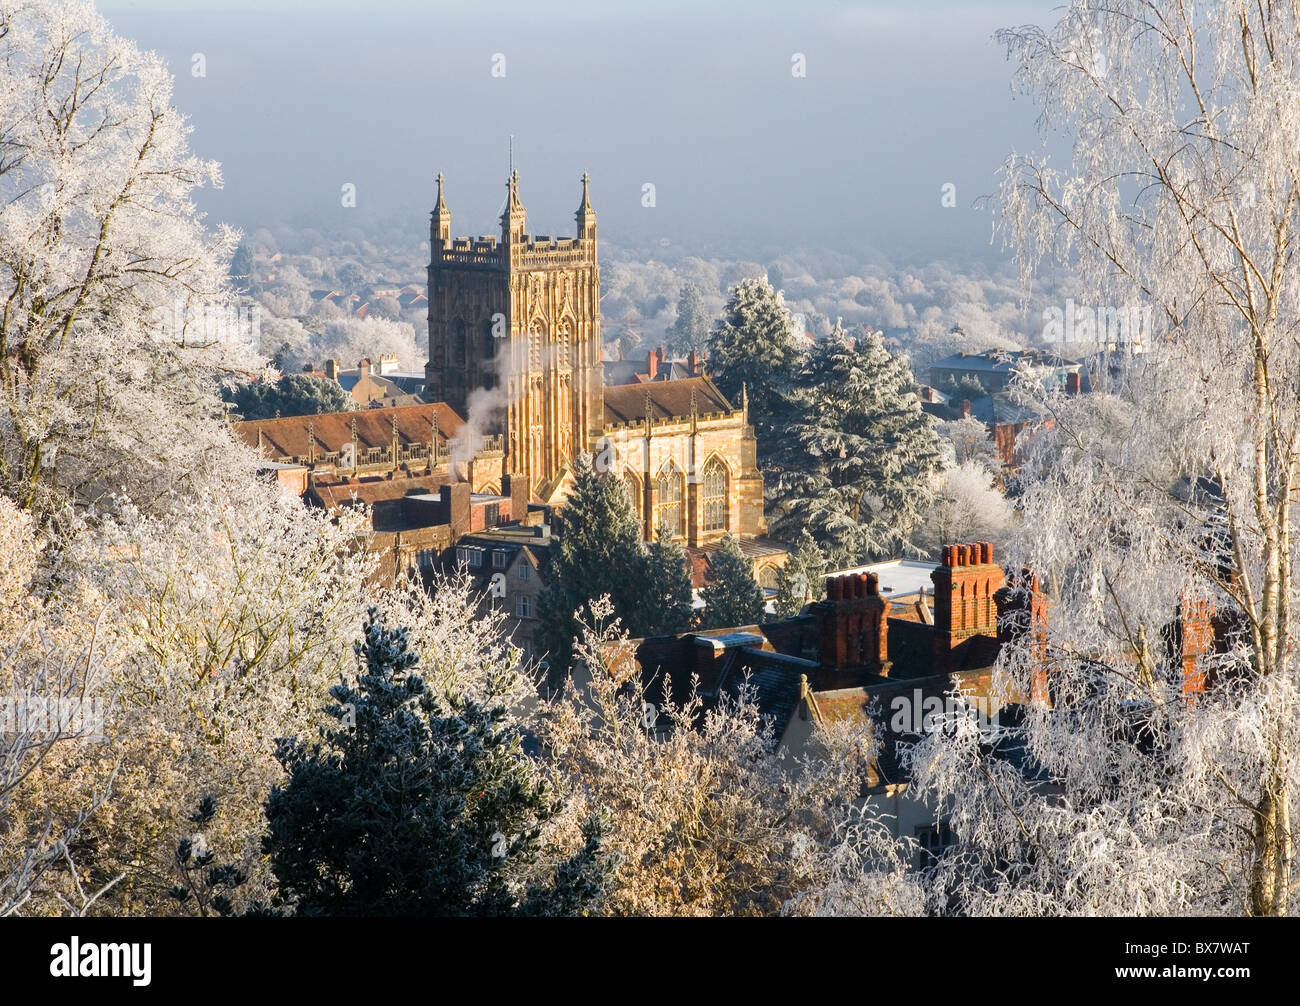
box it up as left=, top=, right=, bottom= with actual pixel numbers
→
left=603, top=413, right=766, bottom=546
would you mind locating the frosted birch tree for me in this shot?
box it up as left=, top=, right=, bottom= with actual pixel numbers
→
left=908, top=0, right=1300, bottom=916
left=0, top=1, right=259, bottom=533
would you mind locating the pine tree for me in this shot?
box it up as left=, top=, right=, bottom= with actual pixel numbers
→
left=774, top=530, right=827, bottom=619
left=262, top=609, right=608, bottom=916
left=223, top=374, right=355, bottom=420
left=699, top=534, right=768, bottom=629
left=666, top=283, right=711, bottom=355
left=640, top=531, right=696, bottom=637
left=536, top=455, right=691, bottom=676
left=771, top=324, right=945, bottom=565
left=707, top=278, right=804, bottom=437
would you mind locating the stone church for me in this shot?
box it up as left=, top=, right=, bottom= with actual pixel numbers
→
left=426, top=171, right=777, bottom=569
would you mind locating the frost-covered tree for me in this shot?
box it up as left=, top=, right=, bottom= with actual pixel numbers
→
left=914, top=460, right=1013, bottom=560
left=707, top=278, right=803, bottom=438
left=263, top=609, right=609, bottom=916
left=771, top=325, right=945, bottom=565
left=909, top=0, right=1300, bottom=916
left=699, top=534, right=767, bottom=630
left=0, top=1, right=258, bottom=529
left=937, top=417, right=1000, bottom=471
left=538, top=599, right=911, bottom=916
left=0, top=496, right=121, bottom=916
left=666, top=282, right=712, bottom=356
left=774, top=529, right=827, bottom=619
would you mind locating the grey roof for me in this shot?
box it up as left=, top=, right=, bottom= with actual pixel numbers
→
left=931, top=349, right=1082, bottom=373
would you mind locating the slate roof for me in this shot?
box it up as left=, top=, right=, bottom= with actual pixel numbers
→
left=311, top=473, right=445, bottom=510
left=930, top=349, right=1082, bottom=374
left=602, top=359, right=693, bottom=385
left=602, top=376, right=734, bottom=426
left=968, top=392, right=1049, bottom=426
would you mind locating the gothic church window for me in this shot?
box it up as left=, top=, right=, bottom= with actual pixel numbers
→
left=528, top=320, right=544, bottom=373
left=702, top=456, right=729, bottom=532
left=656, top=463, right=684, bottom=539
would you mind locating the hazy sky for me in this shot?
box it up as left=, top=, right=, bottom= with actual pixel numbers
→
left=99, top=1, right=1065, bottom=263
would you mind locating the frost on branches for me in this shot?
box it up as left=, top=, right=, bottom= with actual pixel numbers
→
left=906, top=0, right=1300, bottom=916
left=0, top=1, right=260, bottom=532
left=535, top=597, right=919, bottom=917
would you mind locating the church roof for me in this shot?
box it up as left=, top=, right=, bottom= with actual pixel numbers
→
left=602, top=376, right=733, bottom=426
left=234, top=402, right=465, bottom=458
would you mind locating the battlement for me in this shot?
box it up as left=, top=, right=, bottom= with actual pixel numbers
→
left=432, top=233, right=592, bottom=269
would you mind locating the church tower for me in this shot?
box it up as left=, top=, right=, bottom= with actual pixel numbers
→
left=426, top=172, right=603, bottom=498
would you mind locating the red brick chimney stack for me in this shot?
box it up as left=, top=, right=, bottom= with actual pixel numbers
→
left=931, top=541, right=1006, bottom=677
left=646, top=350, right=658, bottom=380
left=1174, top=593, right=1215, bottom=697
left=438, top=482, right=471, bottom=540
left=817, top=570, right=891, bottom=682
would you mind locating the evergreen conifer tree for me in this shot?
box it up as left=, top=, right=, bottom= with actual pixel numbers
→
left=536, top=456, right=693, bottom=676
left=773, top=529, right=827, bottom=619
left=263, top=609, right=608, bottom=916
left=772, top=324, right=944, bottom=565
left=667, top=283, right=712, bottom=355
left=706, top=278, right=804, bottom=438
left=699, top=534, right=767, bottom=629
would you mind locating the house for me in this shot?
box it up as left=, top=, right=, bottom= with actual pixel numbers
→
left=623, top=540, right=1224, bottom=856
left=928, top=349, right=1087, bottom=397
left=602, top=347, right=704, bottom=386
left=450, top=522, right=557, bottom=664
left=316, top=357, right=429, bottom=407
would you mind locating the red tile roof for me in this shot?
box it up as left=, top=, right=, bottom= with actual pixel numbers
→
left=234, top=402, right=465, bottom=459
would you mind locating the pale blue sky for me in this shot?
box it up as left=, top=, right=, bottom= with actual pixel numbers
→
left=97, top=1, right=1066, bottom=261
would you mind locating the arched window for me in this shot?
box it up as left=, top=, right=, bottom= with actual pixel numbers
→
left=757, top=563, right=780, bottom=590
left=624, top=471, right=643, bottom=522
left=702, top=456, right=729, bottom=532
left=528, top=319, right=545, bottom=373
left=554, top=318, right=572, bottom=369
left=656, top=463, right=684, bottom=539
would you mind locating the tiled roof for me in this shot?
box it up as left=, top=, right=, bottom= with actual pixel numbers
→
left=311, top=473, right=445, bottom=509
left=694, top=536, right=790, bottom=560
left=603, top=376, right=733, bottom=426
left=234, top=402, right=465, bottom=459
